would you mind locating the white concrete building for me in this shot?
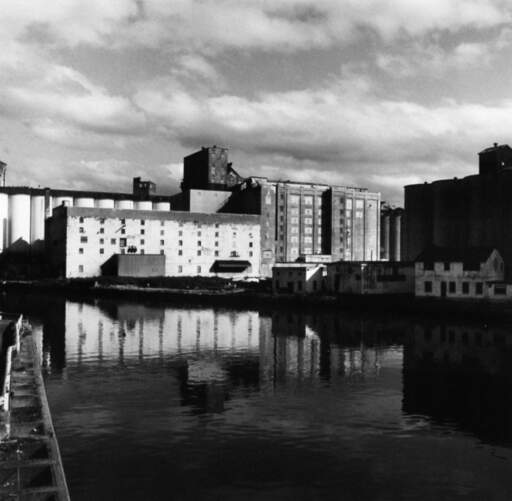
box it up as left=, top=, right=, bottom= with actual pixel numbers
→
left=46, top=206, right=260, bottom=279
left=272, top=263, right=326, bottom=294
left=0, top=178, right=171, bottom=253
left=415, top=246, right=504, bottom=299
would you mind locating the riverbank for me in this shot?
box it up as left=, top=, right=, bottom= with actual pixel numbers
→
left=2, top=278, right=512, bottom=322
left=0, top=319, right=69, bottom=499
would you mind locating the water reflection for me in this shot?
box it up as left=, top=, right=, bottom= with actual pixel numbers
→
left=404, top=322, right=512, bottom=445
left=17, top=296, right=512, bottom=500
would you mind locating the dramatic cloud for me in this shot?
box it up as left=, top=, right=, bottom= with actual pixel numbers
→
left=2, top=1, right=512, bottom=205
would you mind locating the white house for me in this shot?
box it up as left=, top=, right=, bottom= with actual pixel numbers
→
left=272, top=263, right=326, bottom=294
left=414, top=246, right=505, bottom=299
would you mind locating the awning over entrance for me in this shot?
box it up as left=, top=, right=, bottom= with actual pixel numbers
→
left=212, top=260, right=251, bottom=272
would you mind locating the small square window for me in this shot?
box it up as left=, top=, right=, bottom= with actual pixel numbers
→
left=100, top=248, right=104, bottom=254
left=179, top=231, right=183, bottom=236
left=197, top=250, right=201, bottom=256
left=140, top=239, right=145, bottom=245
left=424, top=281, right=432, bottom=293
left=215, top=241, right=219, bottom=247
left=160, top=240, right=164, bottom=245
left=197, top=241, right=201, bottom=246
left=198, top=231, right=202, bottom=236
left=215, top=232, right=219, bottom=237
left=111, top=238, right=116, bottom=244
left=160, top=249, right=165, bottom=255
left=178, top=250, right=182, bottom=256
left=120, top=218, right=126, bottom=224
left=178, top=265, right=183, bottom=273
left=215, top=250, right=219, bottom=256
left=99, top=238, right=104, bottom=244
left=249, top=251, right=253, bottom=257
left=100, top=218, right=105, bottom=224
left=197, top=266, right=201, bottom=274
left=141, top=249, right=145, bottom=255
left=79, top=217, right=84, bottom=223
left=160, top=221, right=164, bottom=226
left=79, top=248, right=84, bottom=254
left=79, top=227, right=84, bottom=233
left=141, top=220, right=145, bottom=225
left=249, top=242, right=253, bottom=248
left=121, top=228, right=126, bottom=235
left=160, top=230, right=164, bottom=236
left=120, top=238, right=127, bottom=247
left=80, top=236, right=88, bottom=243
left=99, top=228, right=104, bottom=234
left=215, top=223, right=219, bottom=228
left=78, top=265, right=84, bottom=273
left=179, top=240, right=183, bottom=246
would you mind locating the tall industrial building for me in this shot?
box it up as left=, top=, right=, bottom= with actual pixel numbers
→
left=403, top=143, right=512, bottom=274
left=0, top=146, right=381, bottom=278
left=172, top=146, right=381, bottom=276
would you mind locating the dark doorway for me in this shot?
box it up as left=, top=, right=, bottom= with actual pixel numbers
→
left=441, top=281, right=447, bottom=298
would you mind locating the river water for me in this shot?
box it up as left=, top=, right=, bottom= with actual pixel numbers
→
left=3, top=292, right=512, bottom=500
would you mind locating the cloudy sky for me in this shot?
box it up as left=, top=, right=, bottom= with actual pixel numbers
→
left=2, top=1, right=512, bottom=205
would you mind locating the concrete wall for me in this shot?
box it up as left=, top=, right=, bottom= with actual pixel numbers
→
left=110, top=254, right=165, bottom=277
left=188, top=189, right=232, bottom=213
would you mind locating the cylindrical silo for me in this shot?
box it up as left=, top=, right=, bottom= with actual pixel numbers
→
left=135, top=201, right=152, bottom=210
left=97, top=199, right=115, bottom=209
left=9, top=193, right=31, bottom=245
left=153, top=202, right=170, bottom=211
left=30, top=195, right=45, bottom=243
left=391, top=213, right=402, bottom=261
left=116, top=200, right=134, bottom=210
left=381, top=213, right=390, bottom=261
left=52, top=196, right=73, bottom=208
left=75, top=197, right=95, bottom=208
left=0, top=193, right=8, bottom=251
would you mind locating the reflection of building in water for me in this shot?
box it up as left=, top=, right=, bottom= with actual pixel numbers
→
left=42, top=300, right=405, bottom=412
left=403, top=322, right=512, bottom=444
left=63, top=301, right=260, bottom=366
left=264, top=311, right=406, bottom=382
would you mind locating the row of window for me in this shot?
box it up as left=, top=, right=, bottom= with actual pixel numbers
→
left=423, top=281, right=484, bottom=295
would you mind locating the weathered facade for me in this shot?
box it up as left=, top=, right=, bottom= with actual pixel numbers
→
left=228, top=177, right=381, bottom=276
left=414, top=246, right=504, bottom=299
left=46, top=206, right=260, bottom=279
left=326, top=261, right=414, bottom=295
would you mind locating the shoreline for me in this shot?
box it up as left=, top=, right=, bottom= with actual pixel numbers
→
left=2, top=279, right=512, bottom=322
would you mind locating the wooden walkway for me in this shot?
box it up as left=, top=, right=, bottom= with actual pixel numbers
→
left=0, top=319, right=70, bottom=500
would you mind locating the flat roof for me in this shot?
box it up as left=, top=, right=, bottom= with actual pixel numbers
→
left=52, top=205, right=260, bottom=224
